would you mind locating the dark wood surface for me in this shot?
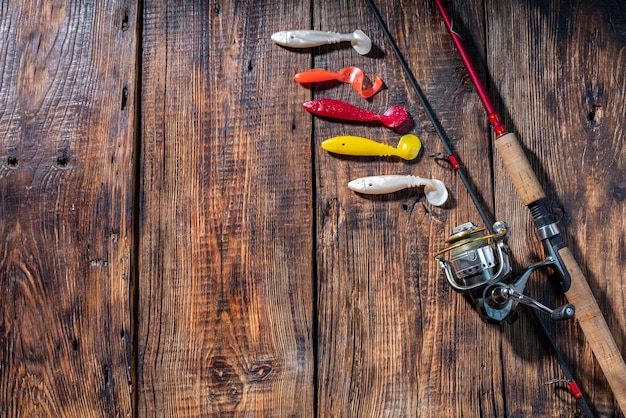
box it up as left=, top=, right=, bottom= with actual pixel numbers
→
left=0, top=1, right=136, bottom=416
left=1, top=0, right=625, bottom=416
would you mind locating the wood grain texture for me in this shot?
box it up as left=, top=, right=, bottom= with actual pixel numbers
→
left=137, top=0, right=314, bottom=415
left=0, top=0, right=137, bottom=416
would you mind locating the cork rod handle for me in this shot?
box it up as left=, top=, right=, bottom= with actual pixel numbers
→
left=494, top=133, right=545, bottom=205
left=559, top=247, right=626, bottom=411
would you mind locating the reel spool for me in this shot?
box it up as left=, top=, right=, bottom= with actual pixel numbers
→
left=436, top=222, right=575, bottom=323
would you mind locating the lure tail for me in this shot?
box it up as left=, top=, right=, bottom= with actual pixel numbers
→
left=294, top=67, right=384, bottom=98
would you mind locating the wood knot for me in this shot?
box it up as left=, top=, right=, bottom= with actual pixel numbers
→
left=210, top=357, right=234, bottom=382
left=248, top=362, right=273, bottom=382
left=207, top=356, right=243, bottom=405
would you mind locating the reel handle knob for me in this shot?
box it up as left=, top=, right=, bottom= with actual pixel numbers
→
left=551, top=303, right=575, bottom=321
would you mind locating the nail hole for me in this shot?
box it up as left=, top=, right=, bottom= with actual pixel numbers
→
left=121, top=85, right=128, bottom=110
left=103, top=364, right=110, bottom=385
left=7, top=156, right=18, bottom=167
left=121, top=12, right=129, bottom=31
left=611, top=185, right=626, bottom=202
left=247, top=60, right=253, bottom=71
left=588, top=105, right=603, bottom=125
left=72, top=339, right=79, bottom=351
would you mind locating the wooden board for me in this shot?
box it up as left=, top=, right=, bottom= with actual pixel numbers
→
left=313, top=1, right=504, bottom=416
left=486, top=0, right=626, bottom=415
left=0, top=0, right=137, bottom=416
left=137, top=0, right=314, bottom=415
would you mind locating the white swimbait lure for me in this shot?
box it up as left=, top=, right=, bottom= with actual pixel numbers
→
left=348, top=175, right=448, bottom=206
left=271, top=29, right=372, bottom=55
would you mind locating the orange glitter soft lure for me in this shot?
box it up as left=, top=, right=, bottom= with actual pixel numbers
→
left=294, top=67, right=384, bottom=98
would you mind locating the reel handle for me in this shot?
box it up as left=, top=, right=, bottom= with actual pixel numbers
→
left=550, top=303, right=576, bottom=321
left=490, top=286, right=575, bottom=321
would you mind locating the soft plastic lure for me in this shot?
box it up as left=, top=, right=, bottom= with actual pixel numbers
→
left=271, top=29, right=372, bottom=55
left=321, top=134, right=421, bottom=160
left=348, top=175, right=448, bottom=206
left=294, top=67, right=384, bottom=98
left=303, top=98, right=412, bottom=129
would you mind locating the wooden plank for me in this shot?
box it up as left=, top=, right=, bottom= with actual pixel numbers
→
left=314, top=1, right=504, bottom=415
left=137, top=1, right=314, bottom=415
left=485, top=0, right=626, bottom=416
left=0, top=0, right=137, bottom=416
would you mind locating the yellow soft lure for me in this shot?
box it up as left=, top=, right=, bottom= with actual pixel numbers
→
left=321, top=134, right=421, bottom=160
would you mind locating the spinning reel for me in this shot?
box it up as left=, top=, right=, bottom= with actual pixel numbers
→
left=436, top=221, right=575, bottom=323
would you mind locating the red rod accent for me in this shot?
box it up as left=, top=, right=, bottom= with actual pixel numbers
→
left=448, top=154, right=461, bottom=170
left=568, top=381, right=583, bottom=399
left=434, top=0, right=508, bottom=136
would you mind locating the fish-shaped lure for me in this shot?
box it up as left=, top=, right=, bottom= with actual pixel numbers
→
left=271, top=29, right=372, bottom=55
left=303, top=98, right=412, bottom=129
left=294, top=67, right=384, bottom=98
left=348, top=175, right=449, bottom=206
left=321, top=134, right=421, bottom=160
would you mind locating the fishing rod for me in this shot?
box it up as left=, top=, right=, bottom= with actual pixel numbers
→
left=364, top=0, right=626, bottom=414
left=364, top=1, right=588, bottom=412
left=431, top=0, right=626, bottom=412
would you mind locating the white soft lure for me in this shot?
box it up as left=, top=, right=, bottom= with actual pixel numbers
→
left=271, top=29, right=372, bottom=55
left=348, top=175, right=449, bottom=206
